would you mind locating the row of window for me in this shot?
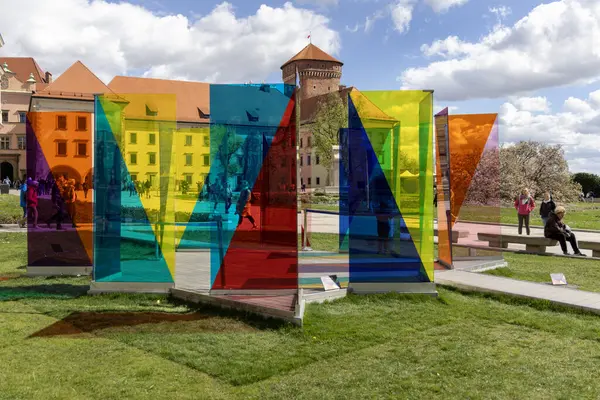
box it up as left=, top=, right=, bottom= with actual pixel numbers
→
left=1, top=111, right=27, bottom=124
left=299, top=137, right=312, bottom=148
left=301, top=177, right=320, bottom=186
left=56, top=115, right=88, bottom=131
left=128, top=152, right=210, bottom=167
left=129, top=173, right=200, bottom=186
left=128, top=132, right=209, bottom=146
left=299, top=154, right=320, bottom=166
left=55, top=140, right=88, bottom=157
left=0, top=136, right=26, bottom=150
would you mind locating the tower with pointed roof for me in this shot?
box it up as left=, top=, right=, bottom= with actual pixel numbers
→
left=281, top=43, right=343, bottom=101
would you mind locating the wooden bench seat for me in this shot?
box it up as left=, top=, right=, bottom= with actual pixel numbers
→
left=435, top=228, right=468, bottom=243
left=477, top=233, right=557, bottom=253
left=578, top=241, right=600, bottom=258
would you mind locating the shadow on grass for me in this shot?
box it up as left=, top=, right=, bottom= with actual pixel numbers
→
left=0, top=283, right=89, bottom=301
left=29, top=310, right=258, bottom=338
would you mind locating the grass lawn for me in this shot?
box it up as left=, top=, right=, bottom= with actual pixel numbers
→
left=483, top=252, right=600, bottom=293
left=3, top=233, right=600, bottom=398
left=0, top=193, right=23, bottom=224
left=457, top=203, right=600, bottom=231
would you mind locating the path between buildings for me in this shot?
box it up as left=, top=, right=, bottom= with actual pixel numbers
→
left=435, top=269, right=600, bottom=314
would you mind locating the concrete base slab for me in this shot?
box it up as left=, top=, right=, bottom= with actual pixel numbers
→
left=27, top=266, right=92, bottom=277
left=348, top=282, right=438, bottom=296
left=88, top=281, right=174, bottom=294
left=209, top=289, right=298, bottom=296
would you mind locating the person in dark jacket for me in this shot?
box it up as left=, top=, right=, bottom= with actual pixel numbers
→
left=539, top=191, right=556, bottom=226
left=544, top=206, right=585, bottom=256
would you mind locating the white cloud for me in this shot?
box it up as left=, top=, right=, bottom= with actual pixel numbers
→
left=400, top=0, right=600, bottom=101
left=424, top=0, right=469, bottom=13
left=500, top=89, right=600, bottom=174
left=294, top=0, right=339, bottom=7
left=390, top=0, right=416, bottom=34
left=509, top=96, right=551, bottom=113
left=0, top=0, right=340, bottom=84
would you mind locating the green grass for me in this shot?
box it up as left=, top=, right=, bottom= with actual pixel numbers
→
left=4, top=233, right=600, bottom=398
left=0, top=194, right=23, bottom=224
left=483, top=252, right=600, bottom=293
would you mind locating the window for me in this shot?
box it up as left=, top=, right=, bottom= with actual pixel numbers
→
left=316, top=155, right=320, bottom=165
left=56, top=115, right=67, bottom=130
left=378, top=153, right=385, bottom=164
left=56, top=140, right=67, bottom=156
left=203, top=136, right=209, bottom=146
left=185, top=153, right=193, bottom=166
left=1, top=111, right=8, bottom=123
left=300, top=156, right=303, bottom=166
left=129, top=132, right=137, bottom=144
left=300, top=177, right=304, bottom=186
left=308, top=177, right=312, bottom=185
left=203, top=155, right=209, bottom=166
left=316, top=177, right=320, bottom=185
left=17, top=136, right=25, bottom=150
left=148, top=133, right=156, bottom=145
left=0, top=137, right=9, bottom=150
left=148, top=173, right=156, bottom=186
left=185, top=135, right=193, bottom=146
left=184, top=174, right=193, bottom=184
left=130, top=153, right=137, bottom=165
left=76, top=116, right=87, bottom=131
left=148, top=152, right=156, bottom=165
left=307, top=155, right=311, bottom=166
left=300, top=138, right=303, bottom=148
left=130, top=174, right=137, bottom=182
left=307, top=137, right=312, bottom=147
left=280, top=158, right=286, bottom=168
left=76, top=142, right=87, bottom=157
left=19, top=112, right=26, bottom=123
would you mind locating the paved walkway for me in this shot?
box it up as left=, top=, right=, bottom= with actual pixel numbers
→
left=435, top=269, right=600, bottom=314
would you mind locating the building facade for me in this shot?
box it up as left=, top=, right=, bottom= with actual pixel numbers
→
left=0, top=58, right=50, bottom=182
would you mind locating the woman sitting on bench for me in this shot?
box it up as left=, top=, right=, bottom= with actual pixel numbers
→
left=544, top=206, right=586, bottom=256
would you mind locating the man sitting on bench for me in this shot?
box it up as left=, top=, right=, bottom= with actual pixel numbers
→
left=544, top=206, right=586, bottom=256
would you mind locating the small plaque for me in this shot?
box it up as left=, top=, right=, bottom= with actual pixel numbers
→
left=551, top=273, right=567, bottom=286
left=321, top=276, right=340, bottom=291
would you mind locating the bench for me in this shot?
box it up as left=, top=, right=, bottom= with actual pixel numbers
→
left=578, top=241, right=600, bottom=257
left=477, top=233, right=557, bottom=253
left=434, top=228, right=468, bottom=243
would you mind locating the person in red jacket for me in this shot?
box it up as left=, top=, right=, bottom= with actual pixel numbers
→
left=514, top=188, right=535, bottom=235
left=26, top=179, right=39, bottom=228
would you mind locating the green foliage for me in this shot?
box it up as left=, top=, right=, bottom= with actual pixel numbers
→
left=572, top=172, right=600, bottom=194
left=312, top=93, right=346, bottom=180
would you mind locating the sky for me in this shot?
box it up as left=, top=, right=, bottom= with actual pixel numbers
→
left=0, top=0, right=599, bottom=173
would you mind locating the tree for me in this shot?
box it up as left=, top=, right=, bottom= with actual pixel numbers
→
left=572, top=172, right=600, bottom=195
left=211, top=125, right=243, bottom=187
left=499, top=141, right=581, bottom=202
left=311, top=93, right=346, bottom=186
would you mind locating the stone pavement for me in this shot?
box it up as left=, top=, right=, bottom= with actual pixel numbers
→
left=435, top=269, right=600, bottom=314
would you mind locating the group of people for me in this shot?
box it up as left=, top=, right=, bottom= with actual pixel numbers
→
left=515, top=188, right=585, bottom=256
left=19, top=176, right=79, bottom=230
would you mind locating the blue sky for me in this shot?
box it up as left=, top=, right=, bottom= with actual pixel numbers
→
left=1, top=0, right=599, bottom=172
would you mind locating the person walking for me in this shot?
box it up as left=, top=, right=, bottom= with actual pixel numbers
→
left=83, top=181, right=89, bottom=199
left=235, top=181, right=258, bottom=229
left=64, top=179, right=78, bottom=228
left=26, top=179, right=38, bottom=229
left=225, top=184, right=233, bottom=213
left=514, top=188, right=535, bottom=235
left=544, top=206, right=586, bottom=256
left=539, top=191, right=555, bottom=226
left=47, top=178, right=66, bottom=230
left=19, top=181, right=28, bottom=219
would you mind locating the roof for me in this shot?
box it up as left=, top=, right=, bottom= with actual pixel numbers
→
left=281, top=43, right=343, bottom=69
left=0, top=57, right=49, bottom=90
left=108, top=76, right=210, bottom=123
left=300, top=87, right=396, bottom=123
left=33, top=61, right=113, bottom=100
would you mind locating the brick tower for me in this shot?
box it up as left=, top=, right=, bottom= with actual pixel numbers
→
left=281, top=43, right=343, bottom=101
